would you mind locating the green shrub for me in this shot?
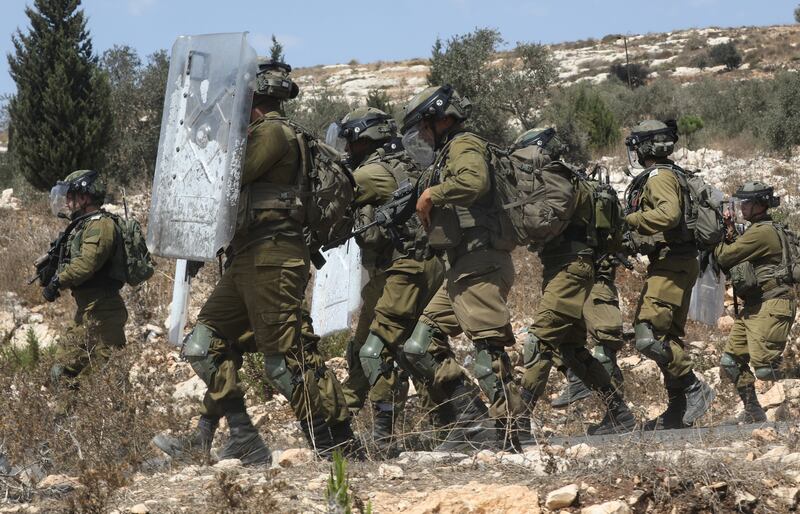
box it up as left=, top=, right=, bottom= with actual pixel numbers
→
left=795, top=5, right=800, bottom=24
left=609, top=63, right=650, bottom=88
left=365, top=89, right=395, bottom=116
left=708, top=42, right=742, bottom=70
left=764, top=72, right=800, bottom=154
left=546, top=85, right=620, bottom=164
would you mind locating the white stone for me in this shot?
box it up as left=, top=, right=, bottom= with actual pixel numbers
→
left=129, top=504, right=149, bottom=514
left=38, top=474, right=81, bottom=490
left=565, top=443, right=598, bottom=460
left=10, top=323, right=57, bottom=350
left=771, top=487, right=799, bottom=509
left=0, top=189, right=21, bottom=210
left=545, top=483, right=579, bottom=509
left=581, top=500, right=632, bottom=514
left=756, top=445, right=789, bottom=463
left=378, top=463, right=404, bottom=479
left=278, top=448, right=314, bottom=467
left=618, top=355, right=641, bottom=368
left=782, top=453, right=800, bottom=467
left=397, top=451, right=467, bottom=465
left=213, top=458, right=242, bottom=469
left=759, top=383, right=786, bottom=409
left=172, top=376, right=207, bottom=402
left=717, top=315, right=735, bottom=331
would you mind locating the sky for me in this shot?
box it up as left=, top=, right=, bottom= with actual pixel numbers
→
left=0, top=0, right=798, bottom=97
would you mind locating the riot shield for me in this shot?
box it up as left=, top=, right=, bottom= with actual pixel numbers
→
left=147, top=32, right=257, bottom=261
left=311, top=241, right=364, bottom=336
left=689, top=260, right=726, bottom=326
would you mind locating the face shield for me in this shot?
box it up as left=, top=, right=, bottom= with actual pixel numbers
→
left=725, top=198, right=748, bottom=233
left=401, top=125, right=435, bottom=169
left=325, top=122, right=348, bottom=154
left=49, top=182, right=70, bottom=217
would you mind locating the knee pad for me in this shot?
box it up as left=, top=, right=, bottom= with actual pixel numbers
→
left=634, top=323, right=672, bottom=366
left=182, top=323, right=215, bottom=358
left=264, top=354, right=297, bottom=399
left=720, top=352, right=742, bottom=384
left=593, top=345, right=616, bottom=366
left=755, top=361, right=784, bottom=381
left=473, top=345, right=501, bottom=402
left=359, top=332, right=387, bottom=386
left=403, top=322, right=439, bottom=382
left=523, top=332, right=547, bottom=369
left=189, top=355, right=217, bottom=385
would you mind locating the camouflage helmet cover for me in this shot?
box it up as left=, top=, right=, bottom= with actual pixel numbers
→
left=625, top=119, right=679, bottom=159
left=62, top=169, right=106, bottom=199
left=400, top=84, right=471, bottom=134
left=734, top=181, right=780, bottom=207
left=338, top=107, right=397, bottom=143
left=255, top=58, right=299, bottom=99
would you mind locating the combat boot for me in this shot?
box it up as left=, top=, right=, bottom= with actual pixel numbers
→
left=152, top=415, right=218, bottom=461
left=301, top=417, right=362, bottom=459
left=371, top=406, right=397, bottom=456
left=551, top=369, right=592, bottom=409
left=587, top=391, right=637, bottom=435
left=495, top=418, right=524, bottom=453
left=643, top=387, right=689, bottom=431
left=517, top=387, right=537, bottom=446
left=219, top=411, right=271, bottom=466
left=735, top=384, right=766, bottom=423
left=434, top=381, right=496, bottom=452
left=681, top=372, right=716, bottom=426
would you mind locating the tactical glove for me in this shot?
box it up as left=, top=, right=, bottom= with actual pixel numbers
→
left=42, top=275, right=60, bottom=302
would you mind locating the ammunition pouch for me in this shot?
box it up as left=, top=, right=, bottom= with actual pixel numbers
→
left=730, top=261, right=759, bottom=300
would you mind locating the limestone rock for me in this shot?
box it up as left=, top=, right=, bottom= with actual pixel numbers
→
left=172, top=376, right=207, bottom=402
left=566, top=443, right=597, bottom=459
left=38, top=474, right=81, bottom=491
left=397, top=451, right=468, bottom=465
left=403, top=481, right=541, bottom=514
left=717, top=315, right=735, bottom=331
left=129, top=505, right=149, bottom=514
left=756, top=445, right=788, bottom=462
left=10, top=322, right=57, bottom=350
left=618, top=355, right=641, bottom=368
left=759, top=383, right=785, bottom=409
left=770, top=486, right=799, bottom=509
left=581, top=500, right=632, bottom=514
left=278, top=448, right=314, bottom=467
left=378, top=463, right=404, bottom=479
left=631, top=359, right=660, bottom=378
left=213, top=458, right=242, bottom=469
left=0, top=189, right=21, bottom=211
left=751, top=427, right=779, bottom=442
left=545, top=483, right=579, bottom=509
left=782, top=453, right=800, bottom=467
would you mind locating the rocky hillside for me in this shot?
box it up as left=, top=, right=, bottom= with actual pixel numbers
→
left=292, top=25, right=800, bottom=103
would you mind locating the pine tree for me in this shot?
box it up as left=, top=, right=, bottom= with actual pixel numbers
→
left=7, top=0, right=111, bottom=190
left=269, top=35, right=284, bottom=62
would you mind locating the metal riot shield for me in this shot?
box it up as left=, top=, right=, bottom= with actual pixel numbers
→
left=689, top=260, right=726, bottom=326
left=167, top=259, right=191, bottom=346
left=311, top=241, right=364, bottom=336
left=147, top=32, right=257, bottom=261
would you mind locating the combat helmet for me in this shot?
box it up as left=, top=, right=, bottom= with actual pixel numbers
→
left=255, top=58, right=299, bottom=100
left=400, top=85, right=471, bottom=134
left=336, top=107, right=396, bottom=144
left=734, top=181, right=780, bottom=208
left=514, top=127, right=566, bottom=160
left=624, top=119, right=678, bottom=166
left=49, top=169, right=105, bottom=217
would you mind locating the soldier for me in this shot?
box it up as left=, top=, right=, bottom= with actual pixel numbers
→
left=623, top=120, right=715, bottom=430
left=153, top=60, right=355, bottom=465
left=716, top=182, right=796, bottom=422
left=551, top=257, right=626, bottom=408
left=45, top=170, right=128, bottom=386
left=399, top=84, right=524, bottom=452
left=327, top=107, right=444, bottom=453
left=517, top=128, right=636, bottom=436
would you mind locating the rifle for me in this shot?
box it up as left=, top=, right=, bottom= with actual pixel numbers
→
left=322, top=182, right=416, bottom=252
left=598, top=252, right=634, bottom=271
left=28, top=212, right=95, bottom=286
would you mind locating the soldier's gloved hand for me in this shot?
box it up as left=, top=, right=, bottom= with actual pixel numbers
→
left=42, top=275, right=60, bottom=302
left=186, top=260, right=204, bottom=278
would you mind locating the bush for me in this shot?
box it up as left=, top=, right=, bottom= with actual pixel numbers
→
left=678, top=115, right=704, bottom=149
left=365, top=89, right=395, bottom=116
left=708, top=42, right=742, bottom=70
left=764, top=72, right=800, bottom=154
left=609, top=63, right=650, bottom=88
left=795, top=5, right=800, bottom=23
left=546, top=85, right=620, bottom=164
left=285, top=86, right=354, bottom=138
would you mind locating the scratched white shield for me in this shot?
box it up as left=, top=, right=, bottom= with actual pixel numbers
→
left=311, top=241, right=364, bottom=336
left=147, top=32, right=257, bottom=261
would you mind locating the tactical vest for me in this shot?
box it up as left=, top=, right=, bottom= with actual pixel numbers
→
left=538, top=172, right=595, bottom=267
left=234, top=115, right=305, bottom=248
left=62, top=213, right=126, bottom=289
left=356, top=148, right=430, bottom=266
left=730, top=220, right=792, bottom=303
left=626, top=163, right=696, bottom=256
left=424, top=132, right=514, bottom=256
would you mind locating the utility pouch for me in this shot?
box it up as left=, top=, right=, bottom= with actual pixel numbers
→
left=427, top=206, right=463, bottom=250
left=730, top=261, right=758, bottom=299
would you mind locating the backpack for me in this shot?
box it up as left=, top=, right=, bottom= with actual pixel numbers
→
left=490, top=143, right=578, bottom=246
left=108, top=213, right=155, bottom=286
left=630, top=164, right=725, bottom=251
left=772, top=223, right=800, bottom=286
left=287, top=121, right=356, bottom=254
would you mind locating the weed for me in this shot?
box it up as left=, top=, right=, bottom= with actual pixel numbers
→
left=326, top=450, right=352, bottom=514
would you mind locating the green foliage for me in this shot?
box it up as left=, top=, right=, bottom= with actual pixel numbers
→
left=320, top=330, right=350, bottom=362
left=365, top=89, right=395, bottom=116
left=269, top=35, right=285, bottom=62
left=609, top=62, right=650, bottom=88
left=285, top=86, right=353, bottom=138
left=1, top=327, right=52, bottom=370
left=764, top=72, right=800, bottom=155
left=678, top=115, right=704, bottom=136
left=7, top=0, right=112, bottom=191
left=546, top=85, right=620, bottom=163
left=100, top=46, right=168, bottom=187
left=428, top=29, right=557, bottom=143
left=708, top=42, right=742, bottom=70
left=326, top=450, right=352, bottom=514
left=795, top=5, right=800, bottom=24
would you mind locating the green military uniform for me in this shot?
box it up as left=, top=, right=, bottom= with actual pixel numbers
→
left=193, top=111, right=350, bottom=427
left=56, top=213, right=127, bottom=380
left=585, top=261, right=625, bottom=355
left=625, top=164, right=698, bottom=381
left=410, top=130, right=522, bottom=420
left=341, top=150, right=444, bottom=411
left=715, top=216, right=797, bottom=387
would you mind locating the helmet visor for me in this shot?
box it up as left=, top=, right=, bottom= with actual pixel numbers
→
left=325, top=122, right=348, bottom=154
left=401, top=127, right=435, bottom=168
left=626, top=146, right=643, bottom=170
left=49, top=182, right=70, bottom=217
